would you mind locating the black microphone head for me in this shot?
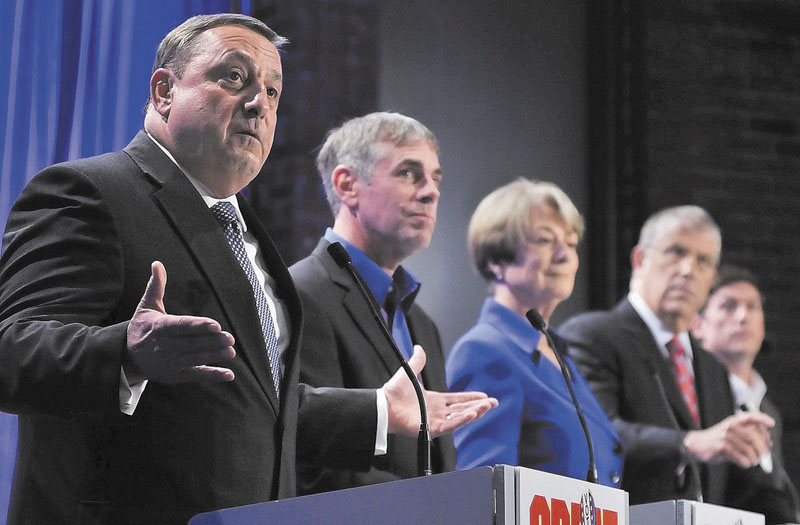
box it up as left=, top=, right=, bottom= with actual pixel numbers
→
left=525, top=309, right=547, bottom=331
left=327, top=242, right=352, bottom=268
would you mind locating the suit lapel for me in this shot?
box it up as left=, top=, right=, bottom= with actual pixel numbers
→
left=407, top=310, right=443, bottom=390
left=690, top=336, right=725, bottom=428
left=239, top=197, right=303, bottom=411
left=618, top=300, right=699, bottom=430
left=128, top=135, right=281, bottom=414
left=314, top=240, right=400, bottom=377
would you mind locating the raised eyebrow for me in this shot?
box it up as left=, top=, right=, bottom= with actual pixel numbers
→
left=221, top=51, right=283, bottom=83
left=396, top=160, right=443, bottom=177
left=529, top=225, right=558, bottom=237
left=397, top=160, right=424, bottom=171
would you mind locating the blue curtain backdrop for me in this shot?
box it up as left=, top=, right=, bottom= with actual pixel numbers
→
left=0, top=0, right=247, bottom=519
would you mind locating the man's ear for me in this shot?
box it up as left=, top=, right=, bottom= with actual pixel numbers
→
left=331, top=165, right=360, bottom=209
left=689, top=313, right=705, bottom=341
left=630, top=245, right=645, bottom=271
left=150, top=68, right=174, bottom=119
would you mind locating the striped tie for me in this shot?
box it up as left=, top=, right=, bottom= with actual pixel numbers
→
left=668, top=336, right=699, bottom=424
left=210, top=201, right=281, bottom=396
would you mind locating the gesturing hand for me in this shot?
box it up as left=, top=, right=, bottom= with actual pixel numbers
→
left=383, top=345, right=498, bottom=438
left=125, top=261, right=236, bottom=384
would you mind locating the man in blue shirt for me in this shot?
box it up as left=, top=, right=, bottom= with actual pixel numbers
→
left=290, top=112, right=466, bottom=494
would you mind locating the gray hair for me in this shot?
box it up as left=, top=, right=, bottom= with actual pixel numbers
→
left=317, top=112, right=439, bottom=215
left=637, top=205, right=721, bottom=264
left=468, top=178, right=584, bottom=281
left=144, top=13, right=287, bottom=111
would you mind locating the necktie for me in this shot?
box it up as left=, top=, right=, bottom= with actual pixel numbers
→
left=667, top=336, right=699, bottom=424
left=382, top=271, right=415, bottom=361
left=210, top=201, right=281, bottom=395
left=383, top=284, right=401, bottom=331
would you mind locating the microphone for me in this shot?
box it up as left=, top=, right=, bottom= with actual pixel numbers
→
left=646, top=358, right=703, bottom=502
left=326, top=242, right=432, bottom=477
left=525, top=309, right=598, bottom=484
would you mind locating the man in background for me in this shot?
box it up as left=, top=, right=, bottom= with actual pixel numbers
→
left=291, top=112, right=462, bottom=493
left=693, top=264, right=800, bottom=524
left=560, top=205, right=774, bottom=506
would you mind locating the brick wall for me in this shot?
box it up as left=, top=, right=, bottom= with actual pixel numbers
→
left=643, top=0, right=800, bottom=486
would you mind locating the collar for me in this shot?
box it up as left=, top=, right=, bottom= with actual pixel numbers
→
left=729, top=370, right=767, bottom=410
left=628, top=291, right=693, bottom=360
left=324, top=229, right=420, bottom=309
left=146, top=133, right=247, bottom=232
left=479, top=297, right=543, bottom=355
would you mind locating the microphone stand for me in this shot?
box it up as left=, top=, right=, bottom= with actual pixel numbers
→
left=327, top=242, right=432, bottom=476
left=526, top=309, right=598, bottom=484
left=649, top=364, right=703, bottom=502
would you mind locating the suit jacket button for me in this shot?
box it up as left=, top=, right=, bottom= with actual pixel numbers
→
left=613, top=441, right=623, bottom=456
left=610, top=472, right=620, bottom=485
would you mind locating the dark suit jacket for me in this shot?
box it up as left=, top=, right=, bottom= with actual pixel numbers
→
left=290, top=238, right=456, bottom=494
left=0, top=132, right=375, bottom=524
left=728, top=395, right=800, bottom=524
left=559, top=298, right=734, bottom=506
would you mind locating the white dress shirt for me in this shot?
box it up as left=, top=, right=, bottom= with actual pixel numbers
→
left=120, top=133, right=387, bottom=454
left=730, top=371, right=773, bottom=473
left=628, top=291, right=694, bottom=375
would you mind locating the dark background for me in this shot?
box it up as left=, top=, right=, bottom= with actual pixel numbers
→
left=248, top=0, right=800, bottom=488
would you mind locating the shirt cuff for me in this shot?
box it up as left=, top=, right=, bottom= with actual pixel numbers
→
left=119, top=366, right=148, bottom=415
left=375, top=387, right=388, bottom=456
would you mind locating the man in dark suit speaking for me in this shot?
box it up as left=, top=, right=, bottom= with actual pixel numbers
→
left=291, top=112, right=460, bottom=493
left=560, top=205, right=774, bottom=507
left=0, top=14, right=494, bottom=524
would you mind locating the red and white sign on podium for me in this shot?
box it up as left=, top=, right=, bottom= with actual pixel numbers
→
left=191, top=465, right=630, bottom=524
left=512, top=467, right=629, bottom=525
left=630, top=499, right=765, bottom=525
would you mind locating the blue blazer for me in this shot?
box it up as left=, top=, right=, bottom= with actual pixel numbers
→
left=446, top=298, right=624, bottom=487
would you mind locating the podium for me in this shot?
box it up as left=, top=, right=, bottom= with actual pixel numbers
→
left=630, top=500, right=765, bottom=525
left=190, top=465, right=628, bottom=524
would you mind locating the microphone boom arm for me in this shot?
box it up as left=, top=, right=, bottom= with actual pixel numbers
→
left=526, top=309, right=598, bottom=484
left=327, top=242, right=432, bottom=476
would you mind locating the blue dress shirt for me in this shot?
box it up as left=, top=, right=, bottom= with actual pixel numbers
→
left=446, top=297, right=624, bottom=487
left=323, top=229, right=419, bottom=360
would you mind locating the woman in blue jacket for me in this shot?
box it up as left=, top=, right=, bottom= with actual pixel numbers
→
left=447, top=178, right=624, bottom=487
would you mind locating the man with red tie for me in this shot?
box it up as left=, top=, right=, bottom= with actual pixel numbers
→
left=560, top=205, right=774, bottom=508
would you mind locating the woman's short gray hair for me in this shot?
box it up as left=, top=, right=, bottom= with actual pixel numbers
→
left=468, top=178, right=584, bottom=281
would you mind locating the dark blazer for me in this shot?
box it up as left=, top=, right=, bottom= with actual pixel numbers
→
left=559, top=298, right=734, bottom=506
left=290, top=237, right=456, bottom=494
left=0, top=132, right=375, bottom=524
left=728, top=396, right=800, bottom=524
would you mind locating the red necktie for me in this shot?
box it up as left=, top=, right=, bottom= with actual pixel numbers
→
left=668, top=336, right=700, bottom=424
